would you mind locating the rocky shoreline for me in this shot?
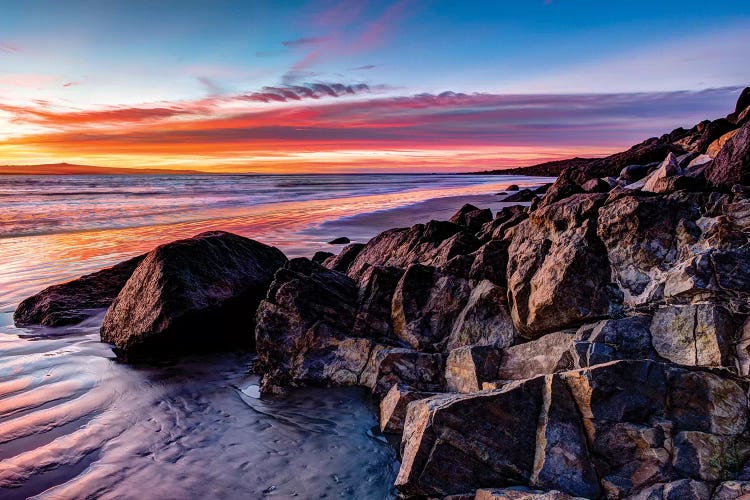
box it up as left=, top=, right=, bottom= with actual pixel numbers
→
left=13, top=87, right=750, bottom=499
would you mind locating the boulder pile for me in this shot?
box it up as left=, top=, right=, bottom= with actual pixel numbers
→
left=14, top=87, right=750, bottom=498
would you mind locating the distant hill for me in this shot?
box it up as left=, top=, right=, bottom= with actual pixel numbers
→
left=0, top=163, right=204, bottom=175
left=470, top=157, right=599, bottom=177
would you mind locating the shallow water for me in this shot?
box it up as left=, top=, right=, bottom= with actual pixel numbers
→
left=0, top=173, right=550, bottom=498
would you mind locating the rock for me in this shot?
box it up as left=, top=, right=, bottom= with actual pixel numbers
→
left=451, top=204, right=493, bottom=233
left=632, top=479, right=712, bottom=500
left=254, top=258, right=374, bottom=392
left=380, top=384, right=439, bottom=433
left=14, top=253, right=146, bottom=327
left=477, top=206, right=528, bottom=241
left=712, top=481, right=750, bottom=500
left=475, top=487, right=579, bottom=499
left=311, top=250, right=334, bottom=264
left=597, top=192, right=702, bottom=306
left=321, top=242, right=365, bottom=273
left=573, top=315, right=658, bottom=367
left=503, top=189, right=536, bottom=203
left=581, top=178, right=610, bottom=193
left=396, top=377, right=546, bottom=496
left=738, top=316, right=750, bottom=376
left=667, top=368, right=748, bottom=436
left=351, top=265, right=404, bottom=340
left=444, top=279, right=517, bottom=351
left=507, top=194, right=617, bottom=337
left=672, top=431, right=734, bottom=481
left=537, top=175, right=583, bottom=208
left=687, top=154, right=712, bottom=170
left=100, top=232, right=286, bottom=360
left=328, top=236, right=350, bottom=244
left=705, top=121, right=750, bottom=188
left=692, top=119, right=738, bottom=154
left=620, top=163, right=655, bottom=183
left=506, top=184, right=520, bottom=191
left=468, top=240, right=509, bottom=286
left=445, top=345, right=502, bottom=393
left=366, top=347, right=445, bottom=398
left=727, top=87, right=750, bottom=123
left=496, top=331, right=576, bottom=381
left=346, top=220, right=479, bottom=279
left=391, top=264, right=471, bottom=350
left=649, top=303, right=734, bottom=367
left=643, top=153, right=682, bottom=192
left=533, top=184, right=552, bottom=195
left=707, top=129, right=739, bottom=158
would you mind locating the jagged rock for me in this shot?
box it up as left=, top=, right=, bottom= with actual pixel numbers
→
left=346, top=220, right=479, bottom=279
left=254, top=258, right=374, bottom=392
left=738, top=316, right=750, bottom=376
left=713, top=481, right=750, bottom=499
left=328, top=236, right=350, bottom=244
left=537, top=175, right=583, bottom=209
left=727, top=87, right=750, bottom=123
left=573, top=315, right=659, bottom=367
left=687, top=154, right=712, bottom=170
left=391, top=264, right=471, bottom=350
left=322, top=242, right=365, bottom=273
left=506, top=184, right=520, bottom=191
left=597, top=192, right=702, bottom=306
left=468, top=240, right=509, bottom=286
left=445, top=345, right=502, bottom=393
left=352, top=265, right=403, bottom=340
left=672, top=431, right=734, bottom=481
left=475, top=487, right=579, bottom=499
left=100, top=232, right=286, bottom=360
left=507, top=194, right=617, bottom=337
left=451, top=204, right=493, bottom=233
left=496, top=331, right=576, bottom=381
left=707, top=129, right=739, bottom=158
left=533, top=184, right=552, bottom=195
left=504, top=189, right=536, bottom=203
left=667, top=368, right=747, bottom=436
left=365, top=347, right=445, bottom=398
left=14, top=253, right=145, bottom=327
left=632, top=479, right=712, bottom=500
left=445, top=280, right=517, bottom=351
left=642, top=153, right=682, bottom=192
left=581, top=178, right=610, bottom=193
left=396, top=377, right=546, bottom=496
left=649, top=303, right=734, bottom=367
left=311, top=250, right=334, bottom=264
left=705, top=121, right=750, bottom=188
left=380, top=384, right=438, bottom=433
left=476, top=206, right=528, bottom=241
left=620, top=163, right=655, bottom=183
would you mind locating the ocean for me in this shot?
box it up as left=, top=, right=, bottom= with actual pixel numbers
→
left=0, top=173, right=550, bottom=498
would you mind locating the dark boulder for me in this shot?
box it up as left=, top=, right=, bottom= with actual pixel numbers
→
left=100, top=232, right=286, bottom=360
left=322, top=242, right=365, bottom=273
left=328, top=236, right=350, bottom=244
left=506, top=184, right=520, bottom=191
left=620, top=163, right=656, bottom=183
left=704, top=121, right=750, bottom=188
left=14, top=253, right=145, bottom=327
left=503, top=189, right=535, bottom=203
left=727, top=87, right=750, bottom=124
left=581, top=177, right=610, bottom=193
left=311, top=251, right=334, bottom=264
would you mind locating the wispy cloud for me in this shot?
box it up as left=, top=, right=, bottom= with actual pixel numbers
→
left=0, top=42, right=20, bottom=53
left=350, top=65, right=376, bottom=71
left=282, top=36, right=331, bottom=48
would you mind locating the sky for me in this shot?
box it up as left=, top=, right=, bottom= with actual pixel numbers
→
left=0, top=0, right=748, bottom=173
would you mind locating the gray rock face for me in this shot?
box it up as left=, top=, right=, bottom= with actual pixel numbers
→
left=507, top=194, right=618, bottom=337
left=573, top=315, right=659, bottom=367
left=649, top=303, right=735, bottom=367
left=101, top=232, right=286, bottom=360
left=365, top=347, right=445, bottom=398
left=379, top=384, right=439, bottom=433
left=14, top=253, right=145, bottom=327
left=496, top=331, right=576, bottom=381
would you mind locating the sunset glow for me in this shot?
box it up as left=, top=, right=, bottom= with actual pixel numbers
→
left=1, top=1, right=748, bottom=173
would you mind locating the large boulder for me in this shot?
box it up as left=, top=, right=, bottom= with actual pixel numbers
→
left=704, top=121, right=750, bottom=188
left=507, top=194, right=618, bottom=337
left=597, top=192, right=702, bottom=306
left=379, top=384, right=439, bottom=434
left=14, top=253, right=145, bottom=327
left=254, top=258, right=374, bottom=393
left=451, top=204, right=493, bottom=233
left=391, top=264, right=471, bottom=351
left=351, top=265, right=403, bottom=341
left=495, top=331, right=576, bottom=381
left=445, top=345, right=502, bottom=393
left=346, top=220, right=480, bottom=279
left=101, top=232, right=286, bottom=360
left=364, top=347, right=446, bottom=398
left=322, top=242, right=364, bottom=272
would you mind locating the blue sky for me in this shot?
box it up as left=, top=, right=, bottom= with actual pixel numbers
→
left=0, top=0, right=748, bottom=171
